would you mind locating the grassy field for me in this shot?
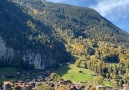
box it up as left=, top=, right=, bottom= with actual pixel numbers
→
left=0, top=67, right=17, bottom=84
left=0, top=67, right=17, bottom=75
left=0, top=78, right=12, bottom=84
left=56, top=64, right=114, bottom=87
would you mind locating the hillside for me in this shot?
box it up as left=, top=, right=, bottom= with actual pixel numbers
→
left=11, top=0, right=129, bottom=45
left=0, top=0, right=71, bottom=69
left=0, top=0, right=129, bottom=72
left=44, top=2, right=129, bottom=44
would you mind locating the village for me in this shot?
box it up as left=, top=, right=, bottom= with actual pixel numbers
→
left=0, top=68, right=129, bottom=90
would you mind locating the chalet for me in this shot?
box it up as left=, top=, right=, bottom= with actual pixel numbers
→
left=64, top=80, right=72, bottom=85
left=5, top=84, right=12, bottom=90
left=3, top=80, right=35, bottom=90
left=3, top=81, right=13, bottom=90
left=14, top=82, right=31, bottom=87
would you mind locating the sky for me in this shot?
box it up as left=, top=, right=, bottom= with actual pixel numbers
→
left=46, top=0, right=129, bottom=33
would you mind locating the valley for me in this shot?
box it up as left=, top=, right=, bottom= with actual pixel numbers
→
left=0, top=0, right=129, bottom=89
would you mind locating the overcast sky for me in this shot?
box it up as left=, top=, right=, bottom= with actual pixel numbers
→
left=46, top=0, right=129, bottom=33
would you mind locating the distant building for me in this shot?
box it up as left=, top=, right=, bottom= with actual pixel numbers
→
left=3, top=81, right=33, bottom=90
left=14, top=82, right=31, bottom=88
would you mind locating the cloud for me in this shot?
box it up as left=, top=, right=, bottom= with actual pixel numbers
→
left=91, top=0, right=129, bottom=21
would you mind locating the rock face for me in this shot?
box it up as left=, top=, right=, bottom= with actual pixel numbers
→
left=22, top=52, right=54, bottom=69
left=0, top=36, right=14, bottom=59
left=0, top=36, right=54, bottom=69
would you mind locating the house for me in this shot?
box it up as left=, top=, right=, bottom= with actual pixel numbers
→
left=5, top=84, right=12, bottom=90
left=64, top=80, right=72, bottom=85
left=3, top=81, right=13, bottom=90
left=70, top=85, right=77, bottom=90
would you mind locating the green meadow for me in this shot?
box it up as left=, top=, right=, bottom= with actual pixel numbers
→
left=56, top=64, right=114, bottom=87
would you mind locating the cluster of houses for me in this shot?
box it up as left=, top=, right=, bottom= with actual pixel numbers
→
left=0, top=69, right=129, bottom=90
left=2, top=80, right=47, bottom=90
left=0, top=70, right=52, bottom=90
left=1, top=79, right=129, bottom=90
left=2, top=79, right=85, bottom=90
left=54, top=79, right=85, bottom=90
left=53, top=80, right=129, bottom=90
left=2, top=81, right=33, bottom=90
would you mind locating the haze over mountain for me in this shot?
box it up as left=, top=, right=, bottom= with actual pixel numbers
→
left=0, top=0, right=129, bottom=70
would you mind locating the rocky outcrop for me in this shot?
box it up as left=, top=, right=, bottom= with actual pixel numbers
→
left=0, top=36, right=54, bottom=69
left=22, top=52, right=54, bottom=69
left=0, top=36, right=14, bottom=59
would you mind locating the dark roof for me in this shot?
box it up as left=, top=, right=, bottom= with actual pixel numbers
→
left=5, top=84, right=12, bottom=88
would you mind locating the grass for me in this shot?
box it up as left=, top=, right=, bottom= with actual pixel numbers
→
left=0, top=78, right=12, bottom=84
left=0, top=67, right=17, bottom=75
left=56, top=64, right=95, bottom=82
left=56, top=64, right=114, bottom=87
left=0, top=67, right=17, bottom=84
left=103, top=79, right=114, bottom=87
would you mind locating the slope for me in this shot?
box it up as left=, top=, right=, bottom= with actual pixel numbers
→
left=11, top=0, right=129, bottom=46
left=0, top=0, right=71, bottom=69
left=0, top=0, right=129, bottom=70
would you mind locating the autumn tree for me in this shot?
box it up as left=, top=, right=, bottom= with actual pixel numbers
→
left=36, top=84, right=53, bottom=90
left=50, top=73, right=61, bottom=81
left=75, top=59, right=81, bottom=67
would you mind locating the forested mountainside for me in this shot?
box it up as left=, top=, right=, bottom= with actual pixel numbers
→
left=0, top=0, right=71, bottom=69
left=11, top=0, right=129, bottom=45
left=44, top=2, right=129, bottom=44
left=0, top=0, right=129, bottom=74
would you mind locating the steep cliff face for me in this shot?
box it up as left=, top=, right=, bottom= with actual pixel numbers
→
left=0, top=36, right=14, bottom=59
left=0, top=0, right=60, bottom=69
left=22, top=52, right=54, bottom=69
left=0, top=36, right=54, bottom=69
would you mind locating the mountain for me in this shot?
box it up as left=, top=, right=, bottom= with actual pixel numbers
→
left=0, top=0, right=71, bottom=69
left=0, top=0, right=129, bottom=70
left=11, top=0, right=129, bottom=45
